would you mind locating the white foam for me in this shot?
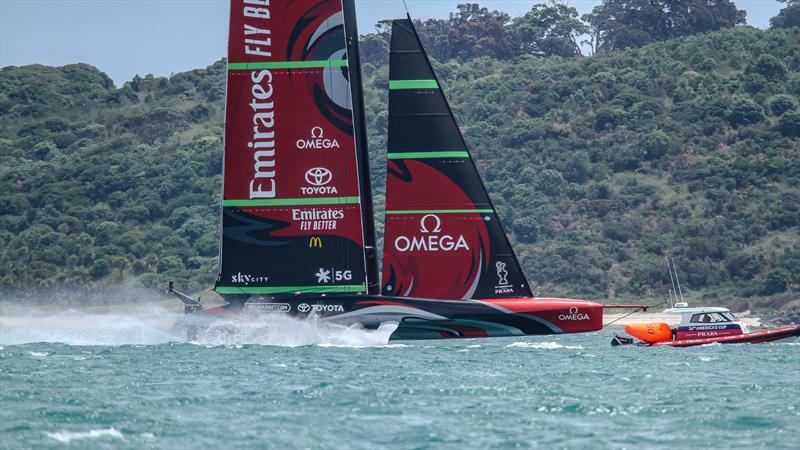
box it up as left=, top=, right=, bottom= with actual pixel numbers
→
left=27, top=351, right=48, bottom=357
left=506, top=341, right=583, bottom=350
left=0, top=305, right=400, bottom=348
left=45, top=428, right=124, bottom=443
left=0, top=306, right=182, bottom=346
left=186, top=316, right=399, bottom=348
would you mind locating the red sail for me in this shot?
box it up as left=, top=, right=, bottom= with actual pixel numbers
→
left=216, top=0, right=372, bottom=296
left=381, top=19, right=533, bottom=300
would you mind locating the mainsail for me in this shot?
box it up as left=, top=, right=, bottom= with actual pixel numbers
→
left=216, top=0, right=377, bottom=296
left=382, top=18, right=533, bottom=300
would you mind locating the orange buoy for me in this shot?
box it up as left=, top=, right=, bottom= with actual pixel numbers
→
left=625, top=322, right=673, bottom=344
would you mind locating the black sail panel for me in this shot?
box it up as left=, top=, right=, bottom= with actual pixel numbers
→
left=381, top=19, right=533, bottom=300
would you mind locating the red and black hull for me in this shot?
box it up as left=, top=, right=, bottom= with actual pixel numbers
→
left=177, top=296, right=603, bottom=340
left=651, top=325, right=800, bottom=347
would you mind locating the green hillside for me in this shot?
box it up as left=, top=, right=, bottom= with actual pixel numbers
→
left=1, top=25, right=798, bottom=309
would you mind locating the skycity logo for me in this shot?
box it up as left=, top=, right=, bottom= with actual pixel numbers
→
left=231, top=272, right=268, bottom=285
left=302, top=167, right=338, bottom=195
left=558, top=307, right=590, bottom=321
left=296, top=127, right=340, bottom=150
left=394, top=214, right=470, bottom=253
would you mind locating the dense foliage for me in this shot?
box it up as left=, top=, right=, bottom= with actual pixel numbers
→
left=0, top=5, right=798, bottom=306
left=772, top=0, right=800, bottom=29
left=360, top=0, right=747, bottom=64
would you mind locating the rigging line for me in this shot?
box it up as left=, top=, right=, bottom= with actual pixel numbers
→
left=672, top=257, right=685, bottom=303
left=603, top=308, right=644, bottom=328
left=401, top=0, right=411, bottom=17
left=667, top=256, right=678, bottom=304
left=602, top=297, right=669, bottom=328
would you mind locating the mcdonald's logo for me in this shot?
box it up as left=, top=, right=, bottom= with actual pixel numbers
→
left=309, top=237, right=323, bottom=248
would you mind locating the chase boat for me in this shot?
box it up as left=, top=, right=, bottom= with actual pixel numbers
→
left=612, top=303, right=800, bottom=347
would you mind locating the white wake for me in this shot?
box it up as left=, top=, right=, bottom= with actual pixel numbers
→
left=0, top=304, right=398, bottom=348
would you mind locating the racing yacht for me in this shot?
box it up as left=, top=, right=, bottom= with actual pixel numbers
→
left=170, top=0, right=605, bottom=340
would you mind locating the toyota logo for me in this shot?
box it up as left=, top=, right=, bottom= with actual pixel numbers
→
left=305, top=168, right=333, bottom=186
left=298, top=303, right=311, bottom=313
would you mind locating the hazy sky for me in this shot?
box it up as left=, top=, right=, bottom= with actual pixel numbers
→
left=1, top=0, right=784, bottom=86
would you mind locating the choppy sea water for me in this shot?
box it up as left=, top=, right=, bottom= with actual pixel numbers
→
left=1, top=307, right=798, bottom=449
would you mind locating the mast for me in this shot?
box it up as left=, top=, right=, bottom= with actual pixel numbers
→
left=342, top=0, right=380, bottom=295
left=672, top=257, right=686, bottom=303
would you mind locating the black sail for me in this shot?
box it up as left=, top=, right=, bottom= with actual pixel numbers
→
left=381, top=18, right=533, bottom=300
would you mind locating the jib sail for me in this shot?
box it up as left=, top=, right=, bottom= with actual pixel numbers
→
left=381, top=18, right=533, bottom=300
left=215, top=0, right=377, bottom=296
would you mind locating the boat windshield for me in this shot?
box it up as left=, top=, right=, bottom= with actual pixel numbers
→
left=690, top=313, right=731, bottom=323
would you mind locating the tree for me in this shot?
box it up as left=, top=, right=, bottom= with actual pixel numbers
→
left=727, top=97, right=764, bottom=127
left=778, top=111, right=800, bottom=137
left=510, top=3, right=588, bottom=57
left=584, top=0, right=745, bottom=52
left=767, top=94, right=796, bottom=116
left=771, top=0, right=800, bottom=28
left=415, top=4, right=515, bottom=62
left=748, top=55, right=788, bottom=81
left=89, top=258, right=111, bottom=278
left=763, top=268, right=789, bottom=294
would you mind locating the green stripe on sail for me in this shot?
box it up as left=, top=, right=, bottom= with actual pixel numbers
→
left=228, top=60, right=347, bottom=70
left=223, top=197, right=360, bottom=207
left=216, top=285, right=367, bottom=295
left=387, top=151, right=469, bottom=160
left=389, top=79, right=439, bottom=90
left=386, top=209, right=494, bottom=215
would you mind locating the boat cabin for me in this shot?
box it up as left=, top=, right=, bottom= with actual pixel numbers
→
left=663, top=306, right=749, bottom=340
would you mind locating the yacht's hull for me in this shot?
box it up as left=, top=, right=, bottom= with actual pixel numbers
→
left=176, top=296, right=603, bottom=340
left=613, top=325, right=800, bottom=347
left=651, top=325, right=800, bottom=347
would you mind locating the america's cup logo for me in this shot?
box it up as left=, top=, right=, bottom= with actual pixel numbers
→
left=496, top=262, right=509, bottom=285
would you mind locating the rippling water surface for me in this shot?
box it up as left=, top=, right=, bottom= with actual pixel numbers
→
left=1, top=307, right=798, bottom=449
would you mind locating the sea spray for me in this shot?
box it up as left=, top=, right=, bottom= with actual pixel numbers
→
left=186, top=314, right=398, bottom=348
left=0, top=305, right=182, bottom=346
left=0, top=304, right=398, bottom=347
